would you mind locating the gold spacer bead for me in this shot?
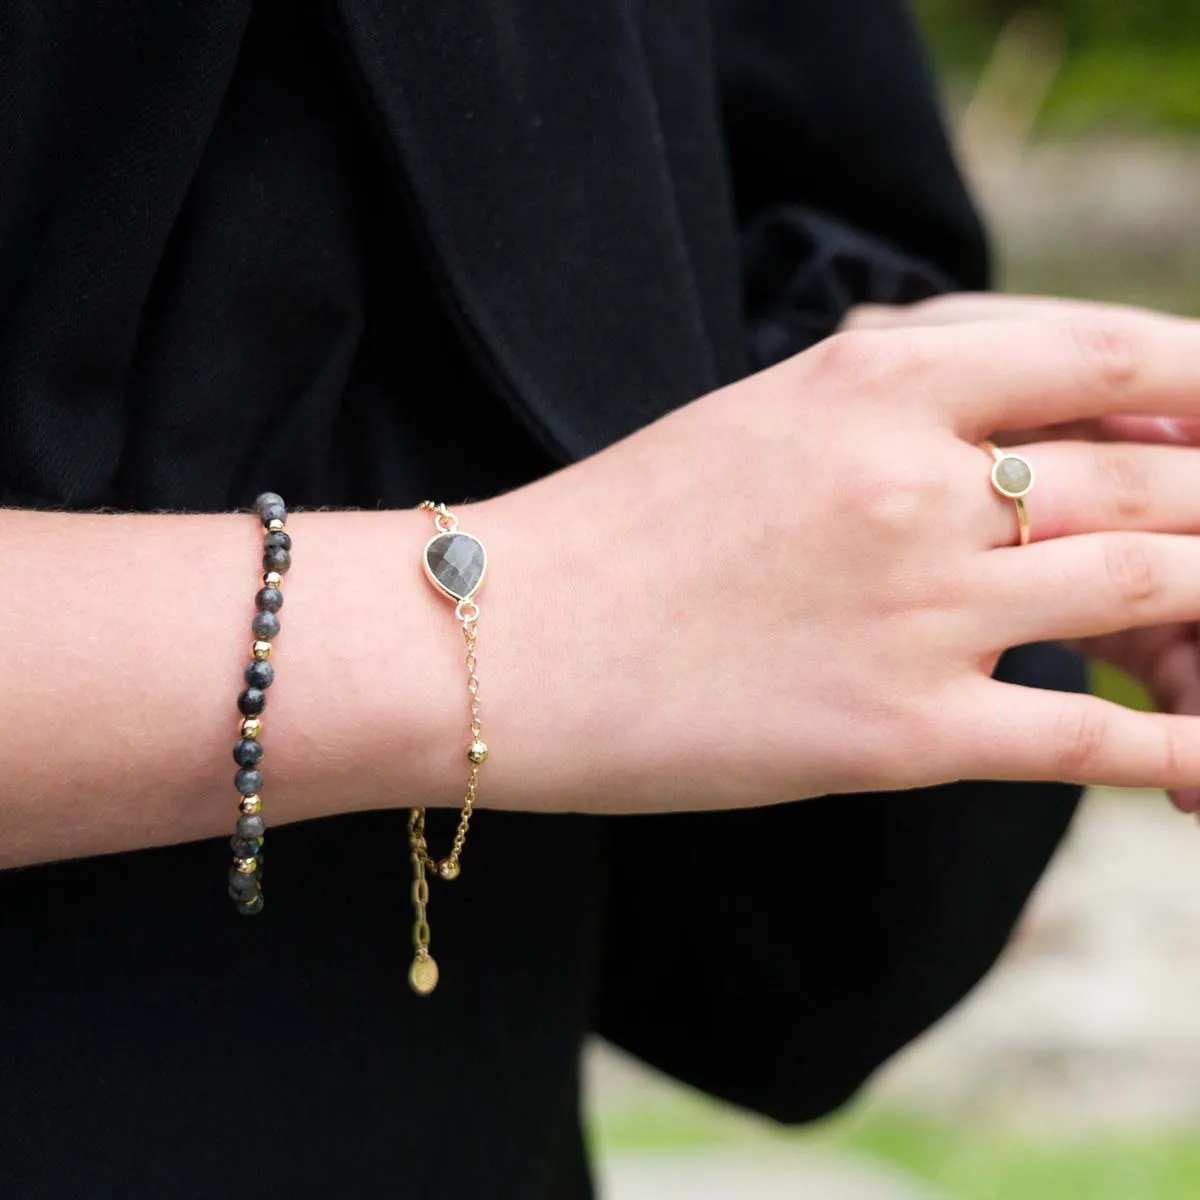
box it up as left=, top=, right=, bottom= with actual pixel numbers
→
left=251, top=640, right=272, bottom=662
left=239, top=794, right=262, bottom=815
left=234, top=855, right=258, bottom=874
left=437, top=857, right=461, bottom=881
left=240, top=716, right=263, bottom=739
left=267, top=518, right=285, bottom=533
left=467, top=740, right=489, bottom=765
left=263, top=570, right=283, bottom=588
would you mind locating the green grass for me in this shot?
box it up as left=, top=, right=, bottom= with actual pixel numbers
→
left=591, top=1095, right=1200, bottom=1199
left=589, top=1086, right=737, bottom=1154
left=1044, top=45, right=1200, bottom=135
left=831, top=1110, right=1200, bottom=1200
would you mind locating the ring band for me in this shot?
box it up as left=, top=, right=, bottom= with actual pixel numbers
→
left=982, top=441, right=1034, bottom=546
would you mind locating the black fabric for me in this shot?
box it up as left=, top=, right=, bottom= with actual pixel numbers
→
left=0, top=1, right=1080, bottom=1197
left=597, top=643, right=1082, bottom=1123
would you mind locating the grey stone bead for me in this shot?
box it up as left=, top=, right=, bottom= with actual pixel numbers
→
left=235, top=768, right=264, bottom=797
left=228, top=867, right=260, bottom=893
left=244, top=660, right=274, bottom=690
left=263, top=530, right=291, bottom=552
left=255, top=586, right=283, bottom=613
left=237, top=687, right=266, bottom=716
left=424, top=532, right=486, bottom=600
left=233, top=738, right=264, bottom=768
left=262, top=546, right=291, bottom=575
left=230, top=835, right=259, bottom=858
left=251, top=612, right=280, bottom=640
left=235, top=891, right=265, bottom=916
left=226, top=873, right=262, bottom=902
left=237, top=812, right=266, bottom=839
left=253, top=493, right=287, bottom=526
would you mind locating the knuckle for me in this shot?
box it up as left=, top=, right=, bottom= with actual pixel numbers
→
left=1066, top=316, right=1140, bottom=399
left=1051, top=701, right=1108, bottom=778
left=806, top=330, right=884, bottom=393
left=807, top=328, right=929, bottom=398
left=844, top=456, right=947, bottom=544
left=1105, top=535, right=1161, bottom=618
left=1095, top=446, right=1151, bottom=522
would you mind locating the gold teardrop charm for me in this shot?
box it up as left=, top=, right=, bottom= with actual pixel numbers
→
left=408, top=953, right=440, bottom=996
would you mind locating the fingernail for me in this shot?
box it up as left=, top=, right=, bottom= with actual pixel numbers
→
left=1156, top=417, right=1188, bottom=443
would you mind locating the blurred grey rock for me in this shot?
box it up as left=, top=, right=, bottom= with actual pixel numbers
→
left=872, top=790, right=1200, bottom=1133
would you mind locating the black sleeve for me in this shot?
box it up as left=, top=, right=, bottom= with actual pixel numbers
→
left=595, top=656, right=1082, bottom=1124
left=593, top=2, right=1081, bottom=1124
left=718, top=0, right=991, bottom=367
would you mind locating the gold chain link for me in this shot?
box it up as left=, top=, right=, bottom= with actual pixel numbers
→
left=408, top=502, right=487, bottom=996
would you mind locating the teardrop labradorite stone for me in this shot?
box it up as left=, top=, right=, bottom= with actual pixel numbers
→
left=425, top=532, right=486, bottom=600
left=993, top=455, right=1033, bottom=498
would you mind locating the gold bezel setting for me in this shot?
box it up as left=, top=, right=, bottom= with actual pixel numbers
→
left=422, top=531, right=488, bottom=602
left=990, top=453, right=1035, bottom=500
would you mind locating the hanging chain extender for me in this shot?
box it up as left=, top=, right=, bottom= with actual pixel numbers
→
left=409, top=501, right=489, bottom=995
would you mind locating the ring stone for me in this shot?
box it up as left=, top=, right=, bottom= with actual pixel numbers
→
left=991, top=454, right=1034, bottom=499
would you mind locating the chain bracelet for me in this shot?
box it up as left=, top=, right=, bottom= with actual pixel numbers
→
left=408, top=501, right=490, bottom=996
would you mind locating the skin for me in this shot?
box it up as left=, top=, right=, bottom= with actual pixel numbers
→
left=6, top=297, right=1200, bottom=869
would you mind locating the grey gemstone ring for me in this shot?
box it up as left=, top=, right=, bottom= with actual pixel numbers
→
left=982, top=440, right=1035, bottom=546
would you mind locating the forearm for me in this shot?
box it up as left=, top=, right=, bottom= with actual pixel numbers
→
left=0, top=506, right=475, bottom=868
left=15, top=296, right=1200, bottom=872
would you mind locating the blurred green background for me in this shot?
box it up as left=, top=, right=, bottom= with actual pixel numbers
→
left=916, top=0, right=1200, bottom=133
left=590, top=4, right=1200, bottom=1197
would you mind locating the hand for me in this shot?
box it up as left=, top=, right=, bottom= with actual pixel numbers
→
left=848, top=294, right=1200, bottom=813
left=471, top=306, right=1200, bottom=815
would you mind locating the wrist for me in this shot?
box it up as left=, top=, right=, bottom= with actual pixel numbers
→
left=449, top=491, right=568, bottom=814
left=268, top=507, right=465, bottom=820
left=460, top=475, right=656, bottom=816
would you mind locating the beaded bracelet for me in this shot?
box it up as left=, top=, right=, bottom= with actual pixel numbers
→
left=227, top=491, right=290, bottom=916
left=407, top=501, right=490, bottom=995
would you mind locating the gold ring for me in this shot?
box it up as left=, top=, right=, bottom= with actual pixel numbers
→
left=982, top=440, right=1034, bottom=546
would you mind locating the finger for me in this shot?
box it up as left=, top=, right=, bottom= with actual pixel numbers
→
left=1077, top=626, right=1200, bottom=811
left=1073, top=624, right=1182, bottom=688
left=984, top=414, right=1200, bottom=448
left=974, top=533, right=1200, bottom=648
left=1120, top=631, right=1200, bottom=813
left=841, top=303, right=902, bottom=330
left=1174, top=789, right=1200, bottom=814
left=1100, top=415, right=1200, bottom=445
left=979, top=441, right=1200, bottom=547
left=896, top=310, right=1200, bottom=436
left=846, top=294, right=1158, bottom=331
left=962, top=680, right=1200, bottom=790
left=1173, top=788, right=1200, bottom=813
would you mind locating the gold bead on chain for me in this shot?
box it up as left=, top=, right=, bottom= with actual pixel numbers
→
left=409, top=501, right=489, bottom=995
